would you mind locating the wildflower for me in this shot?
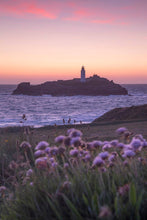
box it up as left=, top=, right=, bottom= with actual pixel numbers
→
left=64, top=137, right=71, bottom=146
left=62, top=181, right=71, bottom=190
left=51, top=162, right=58, bottom=168
left=0, top=186, right=7, bottom=198
left=124, top=131, right=132, bottom=139
left=123, top=160, right=129, bottom=166
left=99, top=151, right=109, bottom=160
left=20, top=141, right=31, bottom=150
left=124, top=144, right=133, bottom=150
left=118, top=184, right=130, bottom=196
left=58, top=146, right=66, bottom=155
left=143, top=141, right=147, bottom=148
left=45, top=147, right=50, bottom=154
left=80, top=141, right=86, bottom=148
left=0, top=186, right=7, bottom=194
left=134, top=134, right=145, bottom=142
left=18, top=162, right=27, bottom=169
left=8, top=161, right=19, bottom=170
left=130, top=138, right=142, bottom=151
left=87, top=143, right=95, bottom=151
left=30, top=182, right=34, bottom=186
left=17, top=155, right=25, bottom=162
left=102, top=144, right=111, bottom=151
left=35, top=141, right=49, bottom=151
left=67, top=128, right=76, bottom=136
left=103, top=141, right=109, bottom=145
left=99, top=205, right=112, bottom=218
left=117, top=142, right=125, bottom=149
left=55, top=135, right=65, bottom=144
left=69, top=129, right=83, bottom=138
left=49, top=146, right=59, bottom=156
left=84, top=153, right=91, bottom=162
left=22, top=176, right=30, bottom=185
left=34, top=150, right=45, bottom=158
left=69, top=149, right=79, bottom=157
left=64, top=163, right=69, bottom=169
left=110, top=140, right=119, bottom=147
left=138, top=157, right=144, bottom=162
left=108, top=162, right=115, bottom=167
left=26, top=169, right=33, bottom=177
left=122, top=150, right=135, bottom=158
left=116, top=127, right=128, bottom=135
left=92, top=156, right=105, bottom=167
left=82, top=150, right=89, bottom=156
left=108, top=154, right=116, bottom=162
left=49, top=157, right=55, bottom=163
left=111, top=151, right=118, bottom=156
left=70, top=137, right=81, bottom=147
left=35, top=157, right=48, bottom=169
left=91, top=140, right=102, bottom=149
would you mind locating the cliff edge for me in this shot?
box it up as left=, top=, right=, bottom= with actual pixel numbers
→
left=92, top=104, right=147, bottom=123
left=12, top=75, right=128, bottom=96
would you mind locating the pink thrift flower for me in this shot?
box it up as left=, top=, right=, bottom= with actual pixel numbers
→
left=69, top=149, right=79, bottom=157
left=35, top=141, right=49, bottom=151
left=92, top=156, right=105, bottom=167
left=20, top=141, right=31, bottom=150
left=35, top=157, right=48, bottom=169
left=26, top=169, right=33, bottom=177
left=122, top=150, right=135, bottom=158
left=55, top=135, right=65, bottom=144
left=116, top=127, right=128, bottom=135
left=99, top=151, right=109, bottom=160
left=130, top=138, right=142, bottom=151
left=34, top=150, right=45, bottom=158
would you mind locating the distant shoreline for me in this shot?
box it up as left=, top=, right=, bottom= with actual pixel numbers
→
left=1, top=104, right=147, bottom=130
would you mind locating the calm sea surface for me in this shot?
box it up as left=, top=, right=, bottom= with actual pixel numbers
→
left=0, top=84, right=147, bottom=127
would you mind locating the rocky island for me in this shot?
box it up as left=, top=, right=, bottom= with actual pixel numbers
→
left=12, top=67, right=128, bottom=96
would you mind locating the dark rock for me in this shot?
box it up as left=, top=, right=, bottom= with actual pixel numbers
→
left=92, top=104, right=147, bottom=123
left=12, top=75, right=128, bottom=96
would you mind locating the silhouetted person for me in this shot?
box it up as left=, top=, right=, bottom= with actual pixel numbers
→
left=68, top=117, right=71, bottom=124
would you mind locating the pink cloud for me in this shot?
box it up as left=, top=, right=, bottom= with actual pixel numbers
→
left=25, top=3, right=57, bottom=19
left=92, top=19, right=114, bottom=24
left=63, top=8, right=94, bottom=22
left=74, top=9, right=93, bottom=18
left=0, top=0, right=144, bottom=25
left=0, top=1, right=58, bottom=19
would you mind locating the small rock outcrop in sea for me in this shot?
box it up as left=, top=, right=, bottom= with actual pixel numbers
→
left=92, top=104, right=147, bottom=123
left=12, top=75, right=128, bottom=96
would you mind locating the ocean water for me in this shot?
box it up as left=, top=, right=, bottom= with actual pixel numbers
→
left=0, top=84, right=147, bottom=127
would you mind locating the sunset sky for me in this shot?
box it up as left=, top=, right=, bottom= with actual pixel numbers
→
left=0, top=0, right=147, bottom=84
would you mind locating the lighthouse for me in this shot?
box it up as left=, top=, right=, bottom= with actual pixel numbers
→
left=81, top=66, right=86, bottom=82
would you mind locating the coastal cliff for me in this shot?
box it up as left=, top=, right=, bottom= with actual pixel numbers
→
left=12, top=75, right=128, bottom=96
left=92, top=104, right=147, bottom=123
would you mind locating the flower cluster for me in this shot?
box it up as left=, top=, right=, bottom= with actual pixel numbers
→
left=1, top=127, right=146, bottom=200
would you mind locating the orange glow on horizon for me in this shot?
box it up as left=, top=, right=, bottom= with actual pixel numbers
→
left=0, top=0, right=147, bottom=84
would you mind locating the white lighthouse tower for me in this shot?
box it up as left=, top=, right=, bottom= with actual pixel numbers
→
left=81, top=66, right=86, bottom=82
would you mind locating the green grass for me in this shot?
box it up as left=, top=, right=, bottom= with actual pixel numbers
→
left=0, top=122, right=147, bottom=219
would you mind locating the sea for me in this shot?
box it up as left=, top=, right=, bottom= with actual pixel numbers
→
left=0, top=84, right=147, bottom=128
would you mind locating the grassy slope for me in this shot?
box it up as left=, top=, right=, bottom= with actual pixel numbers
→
left=1, top=119, right=147, bottom=144
left=0, top=120, right=147, bottom=220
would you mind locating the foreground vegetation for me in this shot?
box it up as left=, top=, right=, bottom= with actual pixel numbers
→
left=0, top=122, right=147, bottom=219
